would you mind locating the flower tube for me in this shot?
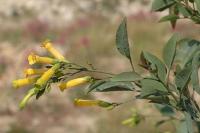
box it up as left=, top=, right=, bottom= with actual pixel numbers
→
left=74, top=99, right=99, bottom=106
left=35, top=63, right=60, bottom=87
left=74, top=99, right=114, bottom=108
left=28, top=53, right=56, bottom=65
left=24, top=68, right=46, bottom=77
left=42, top=40, right=65, bottom=60
left=12, top=77, right=38, bottom=89
left=59, top=76, right=92, bottom=91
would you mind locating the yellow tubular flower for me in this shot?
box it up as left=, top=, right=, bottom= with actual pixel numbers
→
left=24, top=68, right=46, bottom=77
left=12, top=77, right=37, bottom=89
left=59, top=76, right=92, bottom=91
left=74, top=99, right=113, bottom=108
left=42, top=40, right=65, bottom=60
left=35, top=63, right=60, bottom=87
left=28, top=53, right=56, bottom=65
left=74, top=99, right=100, bottom=106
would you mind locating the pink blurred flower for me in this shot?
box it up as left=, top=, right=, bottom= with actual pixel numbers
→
left=80, top=36, right=90, bottom=47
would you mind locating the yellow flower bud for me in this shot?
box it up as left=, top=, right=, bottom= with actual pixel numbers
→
left=28, top=53, right=56, bottom=65
left=74, top=99, right=100, bottom=106
left=36, top=63, right=60, bottom=87
left=42, top=40, right=65, bottom=60
left=24, top=68, right=46, bottom=77
left=59, top=76, right=92, bottom=91
left=12, top=77, right=37, bottom=89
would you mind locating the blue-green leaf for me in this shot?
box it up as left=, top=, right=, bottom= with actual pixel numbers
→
left=191, top=51, right=200, bottom=94
left=88, top=80, right=134, bottom=92
left=175, top=65, right=192, bottom=91
left=195, top=0, right=200, bottom=14
left=141, top=51, right=167, bottom=83
left=159, top=14, right=179, bottom=23
left=110, top=72, right=142, bottom=82
left=175, top=39, right=200, bottom=68
left=163, top=34, right=179, bottom=69
left=140, top=78, right=168, bottom=98
left=152, top=0, right=175, bottom=11
left=116, top=18, right=131, bottom=60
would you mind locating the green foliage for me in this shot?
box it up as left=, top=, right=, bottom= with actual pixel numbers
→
left=87, top=80, right=134, bottom=92
left=152, top=0, right=175, bottom=11
left=140, top=78, right=168, bottom=98
left=140, top=51, right=167, bottom=83
left=116, top=18, right=134, bottom=70
left=110, top=72, right=142, bottom=82
left=163, top=34, right=179, bottom=70
left=13, top=0, right=200, bottom=132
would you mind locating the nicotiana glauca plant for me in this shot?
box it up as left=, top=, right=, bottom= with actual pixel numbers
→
left=13, top=0, right=200, bottom=132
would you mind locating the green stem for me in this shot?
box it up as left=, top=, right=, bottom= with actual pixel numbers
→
left=86, top=69, right=116, bottom=76
left=19, top=88, right=35, bottom=109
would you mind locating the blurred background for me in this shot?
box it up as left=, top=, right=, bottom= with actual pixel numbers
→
left=0, top=0, right=200, bottom=133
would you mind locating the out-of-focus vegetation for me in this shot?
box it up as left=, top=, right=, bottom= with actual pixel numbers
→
left=1, top=0, right=200, bottom=133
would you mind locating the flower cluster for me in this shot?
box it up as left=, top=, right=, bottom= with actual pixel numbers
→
left=13, top=40, right=100, bottom=109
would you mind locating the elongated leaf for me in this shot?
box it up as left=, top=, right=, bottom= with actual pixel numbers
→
left=191, top=51, right=200, bottom=94
left=195, top=0, right=200, bottom=14
left=163, top=34, right=179, bottom=69
left=159, top=14, right=179, bottom=23
left=177, top=120, right=188, bottom=133
left=140, top=78, right=168, bottom=98
left=87, top=80, right=107, bottom=93
left=141, top=52, right=167, bottom=83
left=175, top=65, right=192, bottom=91
left=148, top=95, right=169, bottom=104
left=152, top=0, right=175, bottom=11
left=191, top=16, right=200, bottom=24
left=169, top=5, right=179, bottom=29
left=88, top=81, right=134, bottom=92
left=181, top=96, right=200, bottom=121
left=116, top=18, right=131, bottom=60
left=177, top=4, right=192, bottom=17
left=110, top=72, right=142, bottom=82
left=156, top=104, right=175, bottom=116
left=175, top=39, right=200, bottom=68
left=185, top=112, right=194, bottom=133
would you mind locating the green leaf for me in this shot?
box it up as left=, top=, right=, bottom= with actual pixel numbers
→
left=155, top=104, right=175, bottom=116
left=116, top=18, right=131, bottom=60
left=177, top=4, right=192, bottom=17
left=140, top=78, right=168, bottom=98
left=141, top=52, right=167, bottom=83
left=169, top=5, right=179, bottom=29
left=177, top=120, right=188, bottom=133
left=195, top=0, right=200, bottom=14
left=159, top=14, right=179, bottom=23
left=147, top=95, right=169, bottom=104
left=175, top=39, right=200, bottom=68
left=181, top=96, right=200, bottom=121
left=110, top=72, right=142, bottom=82
left=185, top=112, right=194, bottom=133
left=175, top=65, right=192, bottom=91
left=87, top=80, right=107, bottom=93
left=163, top=34, right=179, bottom=69
left=191, top=16, right=200, bottom=24
left=152, top=0, right=175, bottom=11
left=191, top=51, right=200, bottom=94
left=88, top=81, right=134, bottom=92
